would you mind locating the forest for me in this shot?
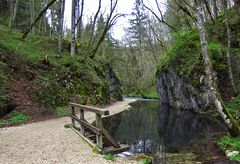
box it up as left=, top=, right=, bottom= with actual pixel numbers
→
left=0, top=0, right=240, bottom=163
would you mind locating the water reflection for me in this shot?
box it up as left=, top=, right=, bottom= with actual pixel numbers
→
left=103, top=100, right=224, bottom=161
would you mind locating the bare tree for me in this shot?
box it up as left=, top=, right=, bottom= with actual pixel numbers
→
left=75, top=0, right=84, bottom=39
left=142, top=0, right=176, bottom=31
left=22, top=0, right=58, bottom=39
left=90, top=0, right=124, bottom=58
left=194, top=0, right=240, bottom=136
left=87, top=0, right=102, bottom=52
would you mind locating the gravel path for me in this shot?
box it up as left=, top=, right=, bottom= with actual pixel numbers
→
left=0, top=99, right=138, bottom=164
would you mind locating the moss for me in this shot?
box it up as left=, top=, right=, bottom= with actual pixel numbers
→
left=157, top=30, right=203, bottom=87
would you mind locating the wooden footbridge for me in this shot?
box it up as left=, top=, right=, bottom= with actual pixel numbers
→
left=68, top=102, right=129, bottom=154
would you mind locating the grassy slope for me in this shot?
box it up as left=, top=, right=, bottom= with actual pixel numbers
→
left=0, top=25, right=110, bottom=125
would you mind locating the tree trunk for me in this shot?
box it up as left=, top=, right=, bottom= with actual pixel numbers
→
left=71, top=0, right=76, bottom=56
left=57, top=0, right=65, bottom=57
left=212, top=0, right=219, bottom=17
left=21, top=0, right=57, bottom=39
left=9, top=0, right=19, bottom=30
left=234, top=0, right=240, bottom=7
left=223, top=0, right=238, bottom=95
left=194, top=0, right=240, bottom=137
left=76, top=0, right=84, bottom=40
left=30, top=0, right=36, bottom=34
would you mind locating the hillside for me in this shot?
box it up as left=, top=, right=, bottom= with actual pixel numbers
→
left=0, top=25, right=114, bottom=126
left=156, top=8, right=240, bottom=115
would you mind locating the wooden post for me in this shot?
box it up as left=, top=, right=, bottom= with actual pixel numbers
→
left=71, top=106, right=76, bottom=127
left=96, top=113, right=103, bottom=149
left=80, top=109, right=85, bottom=135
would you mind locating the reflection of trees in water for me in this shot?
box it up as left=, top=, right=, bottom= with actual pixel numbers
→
left=103, top=100, right=224, bottom=155
left=157, top=104, right=224, bottom=150
left=104, top=100, right=163, bottom=154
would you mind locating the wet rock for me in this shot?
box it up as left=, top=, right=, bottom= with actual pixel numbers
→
left=157, top=70, right=211, bottom=111
left=106, top=66, right=123, bottom=101
left=226, top=150, right=239, bottom=157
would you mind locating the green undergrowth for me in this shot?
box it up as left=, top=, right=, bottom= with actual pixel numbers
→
left=0, top=111, right=28, bottom=125
left=103, top=154, right=116, bottom=161
left=226, top=95, right=240, bottom=122
left=125, top=86, right=158, bottom=99
left=9, top=112, right=28, bottom=123
left=53, top=107, right=70, bottom=116
left=218, top=135, right=240, bottom=162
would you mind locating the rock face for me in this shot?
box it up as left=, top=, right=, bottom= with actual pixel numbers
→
left=157, top=70, right=211, bottom=111
left=107, top=67, right=123, bottom=101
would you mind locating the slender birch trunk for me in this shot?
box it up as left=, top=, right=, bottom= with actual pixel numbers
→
left=194, top=0, right=240, bottom=136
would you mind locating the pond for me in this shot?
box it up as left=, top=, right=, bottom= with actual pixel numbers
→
left=103, top=100, right=225, bottom=163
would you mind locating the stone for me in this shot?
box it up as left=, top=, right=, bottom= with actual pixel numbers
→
left=106, top=66, right=123, bottom=101
left=226, top=150, right=239, bottom=157
left=157, top=70, right=212, bottom=111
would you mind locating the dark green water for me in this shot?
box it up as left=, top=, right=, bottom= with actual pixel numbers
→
left=103, top=100, right=224, bottom=163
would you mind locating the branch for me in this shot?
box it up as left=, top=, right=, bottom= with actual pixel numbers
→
left=173, top=0, right=197, bottom=23
left=21, top=0, right=57, bottom=39
left=75, top=0, right=84, bottom=28
left=87, top=0, right=102, bottom=50
left=141, top=0, right=176, bottom=31
left=90, top=0, right=123, bottom=59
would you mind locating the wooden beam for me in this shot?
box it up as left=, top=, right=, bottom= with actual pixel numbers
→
left=70, top=115, right=101, bottom=135
left=102, top=144, right=130, bottom=154
left=80, top=109, right=85, bottom=135
left=71, top=126, right=101, bottom=152
left=71, top=106, right=76, bottom=127
left=69, top=102, right=109, bottom=116
left=96, top=114, right=103, bottom=149
left=102, top=128, right=120, bottom=148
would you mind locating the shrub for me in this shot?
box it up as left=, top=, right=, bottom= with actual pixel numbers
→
left=9, top=112, right=28, bottom=123
left=218, top=135, right=240, bottom=162
left=103, top=154, right=116, bottom=161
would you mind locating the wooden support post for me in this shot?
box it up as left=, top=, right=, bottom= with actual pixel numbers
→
left=80, top=109, right=85, bottom=135
left=71, top=106, right=76, bottom=127
left=96, top=113, right=103, bottom=149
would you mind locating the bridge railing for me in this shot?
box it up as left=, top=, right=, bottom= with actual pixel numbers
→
left=68, top=102, right=129, bottom=154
